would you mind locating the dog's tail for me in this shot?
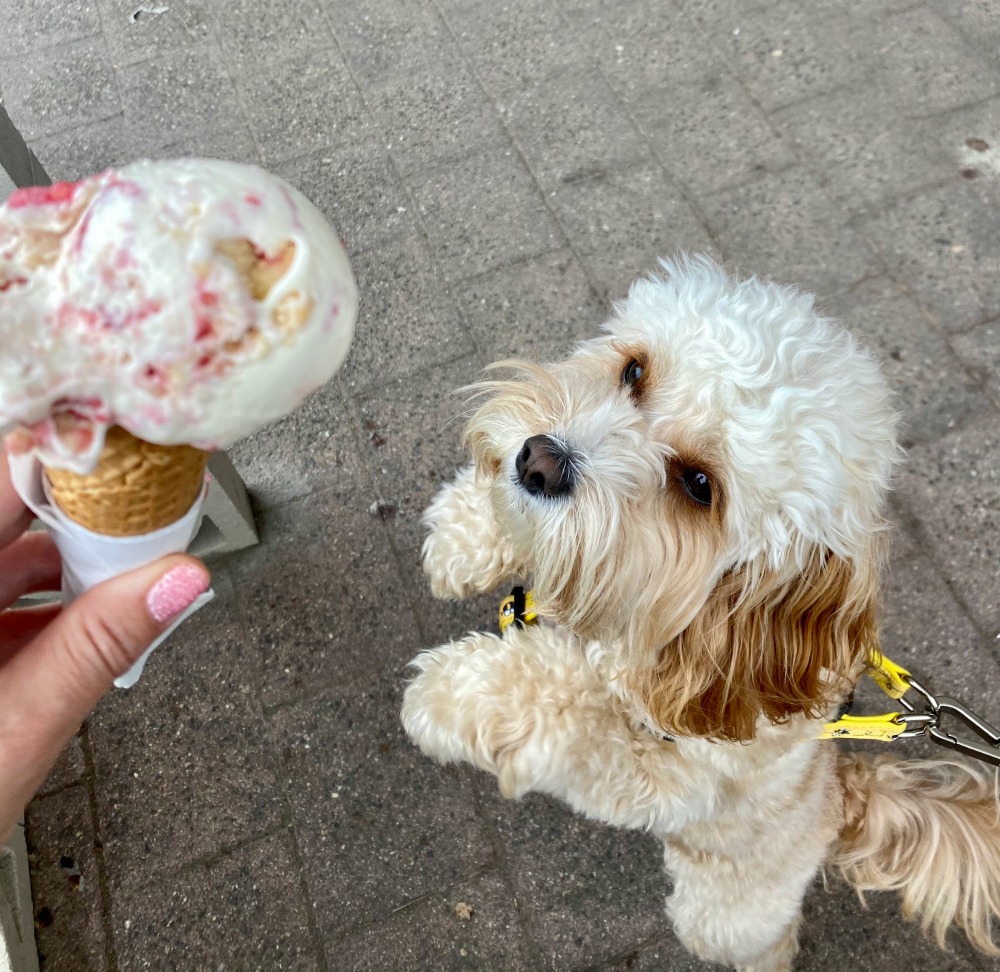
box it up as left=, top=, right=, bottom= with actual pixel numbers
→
left=832, top=752, right=1000, bottom=954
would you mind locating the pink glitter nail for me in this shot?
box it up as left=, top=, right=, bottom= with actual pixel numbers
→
left=146, top=563, right=210, bottom=624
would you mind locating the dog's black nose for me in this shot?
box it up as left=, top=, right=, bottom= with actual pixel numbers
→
left=516, top=435, right=575, bottom=498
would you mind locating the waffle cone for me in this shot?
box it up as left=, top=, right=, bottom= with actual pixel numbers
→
left=45, top=427, right=209, bottom=537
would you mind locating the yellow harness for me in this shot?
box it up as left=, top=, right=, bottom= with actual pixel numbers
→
left=497, top=588, right=1000, bottom=761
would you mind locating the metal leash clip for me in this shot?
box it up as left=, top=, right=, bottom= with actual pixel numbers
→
left=899, top=676, right=1000, bottom=766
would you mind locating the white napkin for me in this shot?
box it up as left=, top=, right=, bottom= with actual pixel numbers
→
left=7, top=451, right=214, bottom=688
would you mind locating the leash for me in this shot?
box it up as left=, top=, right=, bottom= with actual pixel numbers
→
left=497, top=587, right=1000, bottom=766
left=822, top=657, right=1000, bottom=765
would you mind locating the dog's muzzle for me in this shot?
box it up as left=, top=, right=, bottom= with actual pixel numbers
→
left=515, top=435, right=576, bottom=498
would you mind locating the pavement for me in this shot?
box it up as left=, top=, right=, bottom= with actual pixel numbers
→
left=2, top=0, right=1000, bottom=968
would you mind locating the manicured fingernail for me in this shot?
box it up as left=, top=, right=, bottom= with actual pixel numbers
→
left=146, top=563, right=210, bottom=624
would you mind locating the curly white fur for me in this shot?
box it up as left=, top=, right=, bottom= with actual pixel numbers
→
left=402, top=256, right=1000, bottom=971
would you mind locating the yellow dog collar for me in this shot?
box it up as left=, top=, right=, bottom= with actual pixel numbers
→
left=498, top=587, right=538, bottom=633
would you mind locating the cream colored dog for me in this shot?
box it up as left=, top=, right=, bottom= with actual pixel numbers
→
left=401, top=256, right=1000, bottom=971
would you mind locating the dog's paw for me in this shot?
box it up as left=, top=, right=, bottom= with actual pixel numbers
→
left=401, top=638, right=485, bottom=763
left=422, top=526, right=480, bottom=600
left=421, top=466, right=515, bottom=600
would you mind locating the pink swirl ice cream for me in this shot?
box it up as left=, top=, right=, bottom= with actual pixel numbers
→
left=0, top=157, right=357, bottom=472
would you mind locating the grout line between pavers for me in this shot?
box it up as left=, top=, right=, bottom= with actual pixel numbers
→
left=890, top=487, right=1000, bottom=672
left=548, top=0, right=728, bottom=262
left=903, top=89, right=1000, bottom=123
left=321, top=862, right=501, bottom=945
left=78, top=722, right=120, bottom=972
left=845, top=207, right=1000, bottom=423
left=303, top=8, right=503, bottom=366
left=660, top=0, right=870, bottom=263
left=572, top=930, right=677, bottom=972
left=28, top=777, right=89, bottom=806
left=162, top=821, right=292, bottom=881
left=326, top=372, right=468, bottom=651
left=466, top=770, right=549, bottom=971
left=420, top=0, right=622, bottom=304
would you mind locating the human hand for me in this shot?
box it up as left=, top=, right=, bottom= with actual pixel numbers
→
left=0, top=453, right=210, bottom=842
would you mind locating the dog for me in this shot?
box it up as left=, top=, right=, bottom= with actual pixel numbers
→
left=400, top=255, right=1000, bottom=971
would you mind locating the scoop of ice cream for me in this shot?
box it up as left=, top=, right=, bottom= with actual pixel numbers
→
left=0, top=158, right=357, bottom=472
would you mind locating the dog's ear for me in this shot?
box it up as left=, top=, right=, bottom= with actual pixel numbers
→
left=633, top=549, right=880, bottom=743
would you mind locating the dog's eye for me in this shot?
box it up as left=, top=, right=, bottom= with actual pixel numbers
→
left=621, top=358, right=644, bottom=388
left=680, top=469, right=712, bottom=507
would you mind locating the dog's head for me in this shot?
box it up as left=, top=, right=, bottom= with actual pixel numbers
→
left=465, top=256, right=900, bottom=742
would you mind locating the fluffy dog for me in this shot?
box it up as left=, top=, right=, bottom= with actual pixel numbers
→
left=401, top=256, right=1000, bottom=971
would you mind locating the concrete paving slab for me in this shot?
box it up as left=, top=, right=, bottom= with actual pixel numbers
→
left=797, top=877, right=983, bottom=972
left=34, top=739, right=85, bottom=801
left=407, top=149, right=564, bottom=281
left=564, top=0, right=720, bottom=96
left=116, top=47, right=246, bottom=158
left=330, top=870, right=535, bottom=971
left=544, top=160, right=718, bottom=300
left=151, top=123, right=262, bottom=170
left=340, top=227, right=476, bottom=391
left=820, top=277, right=991, bottom=447
left=366, top=53, right=510, bottom=178
left=700, top=165, right=876, bottom=295
left=936, top=0, right=1000, bottom=59
left=861, top=6, right=1000, bottom=115
left=110, top=831, right=320, bottom=971
left=771, top=85, right=952, bottom=216
left=451, top=248, right=607, bottom=363
left=450, top=0, right=590, bottom=97
left=232, top=46, right=372, bottom=169
left=856, top=180, right=1000, bottom=333
left=352, top=354, right=485, bottom=561
left=87, top=622, right=284, bottom=895
left=0, top=0, right=101, bottom=59
left=0, top=37, right=120, bottom=142
left=329, top=0, right=453, bottom=89
left=479, top=788, right=673, bottom=972
left=627, top=69, right=796, bottom=196
left=897, top=415, right=1000, bottom=641
left=273, top=146, right=412, bottom=255
left=951, top=320, right=1000, bottom=402
left=227, top=383, right=359, bottom=511
left=95, top=0, right=216, bottom=69
left=915, top=95, right=1000, bottom=207
left=270, top=673, right=494, bottom=937
left=879, top=551, right=1000, bottom=736
left=499, top=68, right=654, bottom=189
left=212, top=0, right=331, bottom=65
left=591, top=937, right=713, bottom=972
left=28, top=114, right=143, bottom=182
left=693, top=0, right=865, bottom=113
left=231, top=487, right=419, bottom=710
left=887, top=498, right=922, bottom=564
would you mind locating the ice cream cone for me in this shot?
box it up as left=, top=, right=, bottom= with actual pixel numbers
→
left=44, top=426, right=209, bottom=537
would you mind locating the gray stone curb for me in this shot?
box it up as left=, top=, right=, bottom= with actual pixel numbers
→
left=0, top=98, right=45, bottom=972
left=0, top=823, right=38, bottom=972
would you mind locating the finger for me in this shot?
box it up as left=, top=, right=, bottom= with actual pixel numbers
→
left=0, top=555, right=210, bottom=747
left=0, top=603, right=62, bottom=664
left=0, top=449, right=32, bottom=549
left=0, top=531, right=62, bottom=610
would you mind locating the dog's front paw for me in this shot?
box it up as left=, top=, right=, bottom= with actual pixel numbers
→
left=421, top=465, right=517, bottom=600
left=401, top=638, right=485, bottom=765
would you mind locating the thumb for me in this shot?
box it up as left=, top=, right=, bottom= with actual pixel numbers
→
left=7, top=556, right=210, bottom=735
